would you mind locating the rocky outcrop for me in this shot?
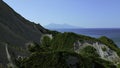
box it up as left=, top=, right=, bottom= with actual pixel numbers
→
left=5, top=44, right=18, bottom=68
left=73, top=40, right=82, bottom=53
left=73, top=41, right=120, bottom=64
left=92, top=42, right=120, bottom=63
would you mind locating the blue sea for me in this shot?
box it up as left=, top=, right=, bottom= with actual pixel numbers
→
left=51, top=28, right=120, bottom=47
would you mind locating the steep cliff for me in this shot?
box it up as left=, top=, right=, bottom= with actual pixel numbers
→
left=0, top=0, right=47, bottom=67
left=0, top=0, right=47, bottom=47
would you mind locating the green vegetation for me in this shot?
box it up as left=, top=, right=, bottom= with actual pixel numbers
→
left=47, top=30, right=61, bottom=37
left=80, top=46, right=99, bottom=57
left=48, top=32, right=100, bottom=52
left=14, top=32, right=118, bottom=68
left=99, top=36, right=120, bottom=56
left=27, top=42, right=41, bottom=52
left=99, top=36, right=118, bottom=50
left=41, top=36, right=52, bottom=47
left=102, top=47, right=107, bottom=51
left=117, top=64, right=120, bottom=68
left=1, top=0, right=119, bottom=67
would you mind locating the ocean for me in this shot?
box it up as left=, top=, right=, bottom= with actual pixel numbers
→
left=51, top=28, right=120, bottom=47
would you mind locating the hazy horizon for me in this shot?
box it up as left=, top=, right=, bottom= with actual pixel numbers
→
left=45, top=23, right=120, bottom=29
left=4, top=0, right=120, bottom=28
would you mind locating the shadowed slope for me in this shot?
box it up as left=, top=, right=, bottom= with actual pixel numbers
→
left=0, top=0, right=47, bottom=67
left=0, top=0, right=47, bottom=47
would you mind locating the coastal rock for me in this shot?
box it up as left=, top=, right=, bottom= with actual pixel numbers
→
left=74, top=41, right=120, bottom=63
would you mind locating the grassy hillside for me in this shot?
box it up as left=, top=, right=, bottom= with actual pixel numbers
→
left=0, top=0, right=120, bottom=68
left=14, top=32, right=119, bottom=68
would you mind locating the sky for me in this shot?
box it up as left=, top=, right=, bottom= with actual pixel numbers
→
left=3, top=0, right=120, bottom=28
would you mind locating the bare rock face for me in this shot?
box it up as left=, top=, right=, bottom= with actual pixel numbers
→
left=73, top=41, right=120, bottom=64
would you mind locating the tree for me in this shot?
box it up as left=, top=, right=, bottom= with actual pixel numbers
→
left=41, top=36, right=51, bottom=47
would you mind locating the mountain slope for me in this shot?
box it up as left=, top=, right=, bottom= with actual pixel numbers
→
left=0, top=0, right=47, bottom=67
left=45, top=23, right=81, bottom=29
left=0, top=0, right=47, bottom=47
